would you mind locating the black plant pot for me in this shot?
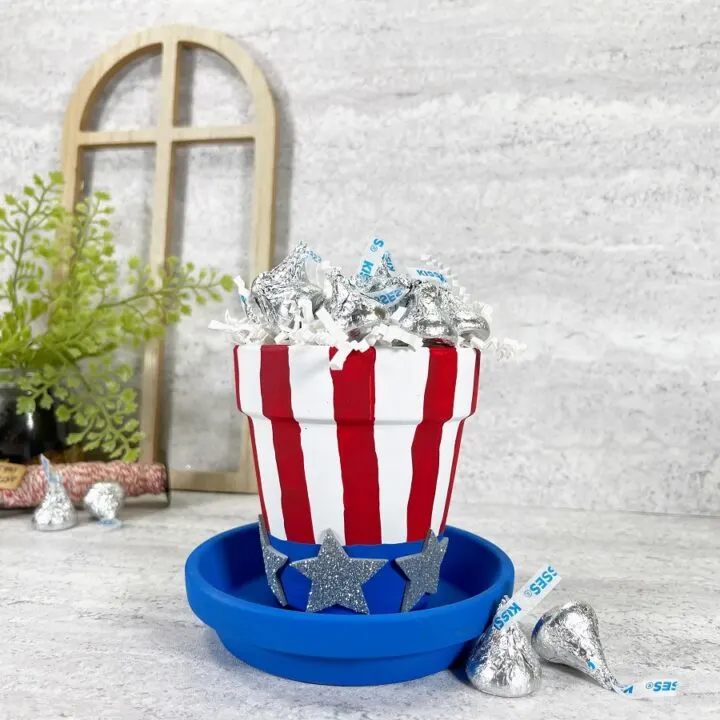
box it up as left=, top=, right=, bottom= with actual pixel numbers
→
left=0, top=384, right=67, bottom=464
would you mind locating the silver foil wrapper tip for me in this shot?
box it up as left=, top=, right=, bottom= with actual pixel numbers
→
left=466, top=619, right=542, bottom=697
left=532, top=600, right=621, bottom=692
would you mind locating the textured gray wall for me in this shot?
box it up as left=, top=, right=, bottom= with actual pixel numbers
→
left=1, top=1, right=719, bottom=515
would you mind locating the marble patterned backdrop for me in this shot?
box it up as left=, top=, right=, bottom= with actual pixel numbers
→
left=1, top=0, right=719, bottom=515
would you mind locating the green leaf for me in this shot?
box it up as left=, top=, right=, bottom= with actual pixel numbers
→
left=38, top=393, right=53, bottom=410
left=128, top=256, right=141, bottom=270
left=55, top=405, right=71, bottom=422
left=16, top=396, right=35, bottom=414
left=66, top=432, right=85, bottom=445
left=48, top=170, right=64, bottom=185
left=29, top=298, right=47, bottom=320
left=23, top=186, right=35, bottom=197
left=116, top=366, right=133, bottom=382
left=42, top=363, right=57, bottom=378
left=32, top=173, right=43, bottom=187
left=94, top=190, right=111, bottom=201
left=219, top=274, right=234, bottom=292
left=123, top=448, right=140, bottom=462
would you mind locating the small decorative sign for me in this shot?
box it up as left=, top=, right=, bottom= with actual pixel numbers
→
left=0, top=460, right=27, bottom=490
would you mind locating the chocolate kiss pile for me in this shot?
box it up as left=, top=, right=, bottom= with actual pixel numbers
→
left=467, top=600, right=661, bottom=699
left=32, top=455, right=125, bottom=531
left=211, top=240, right=522, bottom=368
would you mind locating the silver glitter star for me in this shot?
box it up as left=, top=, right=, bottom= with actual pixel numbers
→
left=291, top=530, right=386, bottom=614
left=395, top=529, right=449, bottom=612
left=258, top=515, right=288, bottom=606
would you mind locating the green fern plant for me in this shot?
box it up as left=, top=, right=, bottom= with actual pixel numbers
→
left=0, top=171, right=233, bottom=461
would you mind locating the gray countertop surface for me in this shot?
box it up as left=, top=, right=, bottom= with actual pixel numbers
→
left=0, top=493, right=717, bottom=719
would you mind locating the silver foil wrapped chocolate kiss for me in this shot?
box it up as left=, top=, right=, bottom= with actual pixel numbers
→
left=248, top=242, right=325, bottom=332
left=84, top=481, right=125, bottom=525
left=32, top=455, right=77, bottom=531
left=532, top=600, right=621, bottom=692
left=466, top=599, right=542, bottom=697
left=397, top=282, right=458, bottom=346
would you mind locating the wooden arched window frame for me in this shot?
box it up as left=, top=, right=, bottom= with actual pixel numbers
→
left=60, top=25, right=277, bottom=493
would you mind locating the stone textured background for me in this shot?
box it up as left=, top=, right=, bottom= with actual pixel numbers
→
left=1, top=1, right=719, bottom=515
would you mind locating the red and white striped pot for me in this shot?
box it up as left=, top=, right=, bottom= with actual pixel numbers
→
left=233, top=345, right=480, bottom=547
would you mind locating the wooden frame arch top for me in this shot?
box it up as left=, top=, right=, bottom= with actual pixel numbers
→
left=61, top=25, right=278, bottom=493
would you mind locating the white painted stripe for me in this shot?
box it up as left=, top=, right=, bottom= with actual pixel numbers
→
left=430, top=348, right=476, bottom=533
left=289, top=346, right=346, bottom=544
left=374, top=348, right=430, bottom=543
left=237, top=346, right=286, bottom=540
left=458, top=348, right=479, bottom=415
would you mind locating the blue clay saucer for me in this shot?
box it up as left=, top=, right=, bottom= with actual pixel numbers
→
left=185, top=523, right=514, bottom=686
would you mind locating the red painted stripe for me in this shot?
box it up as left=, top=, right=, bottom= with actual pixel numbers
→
left=260, top=346, right=314, bottom=543
left=407, top=348, right=459, bottom=541
left=233, top=345, right=242, bottom=411
left=246, top=417, right=270, bottom=531
left=330, top=347, right=381, bottom=545
left=440, top=349, right=481, bottom=532
left=470, top=348, right=481, bottom=414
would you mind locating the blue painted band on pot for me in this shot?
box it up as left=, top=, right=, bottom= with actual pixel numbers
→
left=270, top=534, right=435, bottom=614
